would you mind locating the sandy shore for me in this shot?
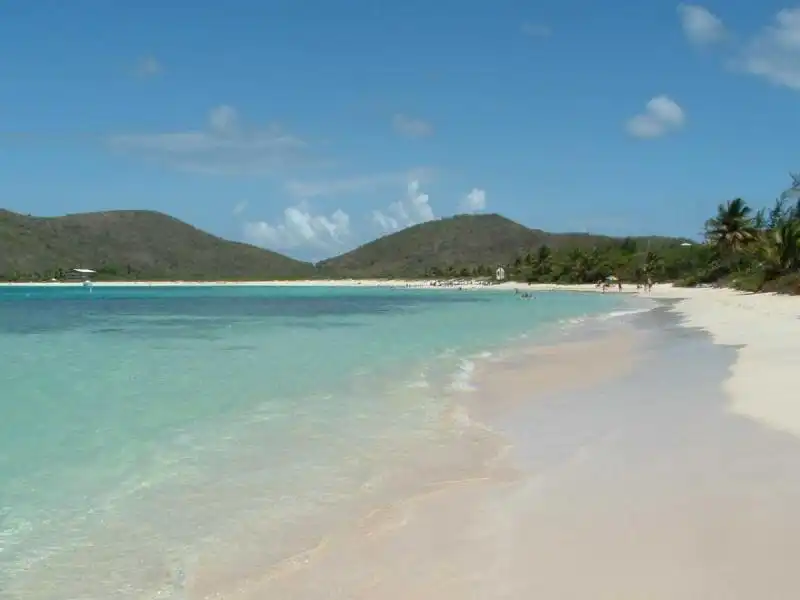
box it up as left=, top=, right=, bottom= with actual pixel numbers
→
left=525, top=282, right=800, bottom=439
left=184, top=293, right=800, bottom=599
left=639, top=285, right=800, bottom=439
left=528, top=281, right=800, bottom=438
left=0, top=279, right=623, bottom=291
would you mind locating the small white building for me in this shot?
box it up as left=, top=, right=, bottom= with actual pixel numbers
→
left=65, top=268, right=96, bottom=282
left=495, top=266, right=506, bottom=281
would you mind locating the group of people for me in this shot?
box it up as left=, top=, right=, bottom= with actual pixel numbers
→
left=513, top=276, right=654, bottom=297
left=596, top=276, right=654, bottom=293
left=596, top=278, right=623, bottom=292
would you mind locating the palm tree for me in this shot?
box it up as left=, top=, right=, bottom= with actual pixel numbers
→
left=759, top=220, right=800, bottom=277
left=536, top=244, right=552, bottom=264
left=643, top=251, right=663, bottom=279
left=567, top=248, right=589, bottom=282
left=704, top=198, right=758, bottom=257
left=767, top=197, right=790, bottom=229
left=534, top=245, right=552, bottom=278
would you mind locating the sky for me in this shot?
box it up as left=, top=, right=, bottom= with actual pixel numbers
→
left=2, top=0, right=800, bottom=260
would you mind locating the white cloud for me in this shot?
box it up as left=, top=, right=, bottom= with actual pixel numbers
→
left=232, top=200, right=248, bottom=216
left=391, top=114, right=432, bottom=138
left=521, top=22, right=550, bottom=37
left=371, top=210, right=398, bottom=232
left=738, top=8, right=800, bottom=90
left=243, top=203, right=350, bottom=251
left=372, top=179, right=437, bottom=233
left=677, top=4, right=727, bottom=45
left=460, top=188, right=486, bottom=213
left=135, top=55, right=163, bottom=78
left=107, top=105, right=310, bottom=175
left=625, top=96, right=685, bottom=139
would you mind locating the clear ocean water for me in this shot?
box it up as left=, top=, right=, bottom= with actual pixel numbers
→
left=0, top=285, right=625, bottom=599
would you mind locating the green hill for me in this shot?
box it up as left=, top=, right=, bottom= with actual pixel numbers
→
left=318, top=214, right=686, bottom=278
left=0, top=209, right=316, bottom=281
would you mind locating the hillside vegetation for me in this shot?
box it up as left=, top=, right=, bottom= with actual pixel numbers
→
left=0, top=209, right=316, bottom=281
left=3, top=185, right=799, bottom=295
left=318, top=214, right=686, bottom=278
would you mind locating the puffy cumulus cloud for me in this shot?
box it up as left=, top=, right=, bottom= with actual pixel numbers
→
left=624, top=96, right=685, bottom=139
left=739, top=8, right=800, bottom=90
left=372, top=180, right=436, bottom=233
left=391, top=114, right=433, bottom=138
left=460, top=188, right=486, bottom=213
left=108, top=105, right=310, bottom=175
left=677, top=7, right=800, bottom=92
left=677, top=4, right=727, bottom=45
left=243, top=204, right=350, bottom=251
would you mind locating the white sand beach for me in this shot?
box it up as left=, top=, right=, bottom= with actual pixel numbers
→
left=527, top=282, right=800, bottom=439
left=645, top=285, right=800, bottom=438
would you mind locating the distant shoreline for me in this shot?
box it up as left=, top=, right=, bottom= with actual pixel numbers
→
left=0, top=279, right=639, bottom=293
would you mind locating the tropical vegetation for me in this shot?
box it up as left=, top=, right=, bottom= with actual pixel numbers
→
left=489, top=189, right=800, bottom=295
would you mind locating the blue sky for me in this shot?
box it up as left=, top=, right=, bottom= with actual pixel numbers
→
left=2, top=0, right=800, bottom=259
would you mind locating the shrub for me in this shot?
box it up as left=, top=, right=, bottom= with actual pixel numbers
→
left=762, top=272, right=800, bottom=295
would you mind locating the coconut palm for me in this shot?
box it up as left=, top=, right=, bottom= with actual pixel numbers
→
left=643, top=251, right=663, bottom=277
left=759, top=219, right=800, bottom=277
left=566, top=248, right=589, bottom=282
left=704, top=198, right=758, bottom=256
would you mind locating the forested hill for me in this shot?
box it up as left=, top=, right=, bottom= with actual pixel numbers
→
left=318, top=213, right=685, bottom=278
left=0, top=209, right=316, bottom=280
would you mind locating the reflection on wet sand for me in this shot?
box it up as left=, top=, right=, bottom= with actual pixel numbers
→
left=203, top=306, right=800, bottom=600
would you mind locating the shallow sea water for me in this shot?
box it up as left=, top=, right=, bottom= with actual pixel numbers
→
left=0, top=285, right=628, bottom=599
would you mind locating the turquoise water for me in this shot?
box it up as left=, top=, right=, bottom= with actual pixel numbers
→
left=0, top=285, right=625, bottom=599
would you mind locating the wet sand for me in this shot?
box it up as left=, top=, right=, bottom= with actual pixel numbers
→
left=13, top=290, right=800, bottom=599
left=194, top=301, right=800, bottom=600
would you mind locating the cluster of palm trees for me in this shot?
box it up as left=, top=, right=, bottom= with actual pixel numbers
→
left=419, top=184, right=800, bottom=294
left=704, top=193, right=800, bottom=290
left=499, top=179, right=800, bottom=293
left=503, top=238, right=693, bottom=286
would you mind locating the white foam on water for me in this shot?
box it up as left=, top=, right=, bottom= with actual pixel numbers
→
left=449, top=359, right=477, bottom=392
left=407, top=378, right=430, bottom=389
left=599, top=307, right=654, bottom=320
